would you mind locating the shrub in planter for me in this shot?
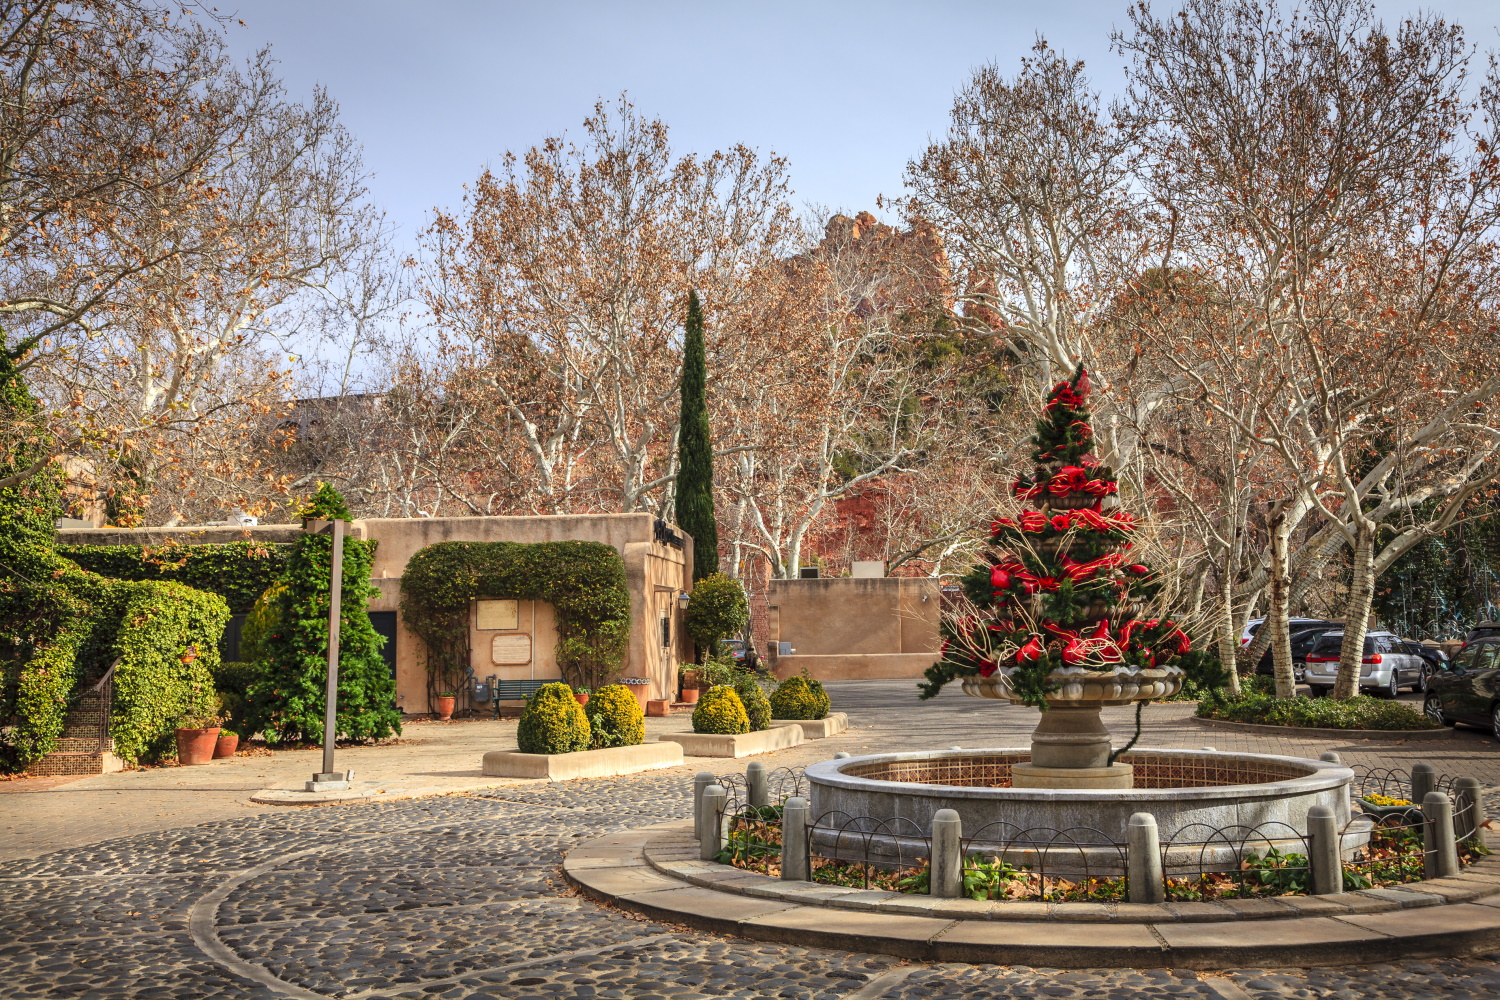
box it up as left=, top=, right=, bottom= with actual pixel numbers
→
left=769, top=674, right=830, bottom=720
left=733, top=673, right=772, bottom=731
left=692, top=685, right=749, bottom=735
left=1194, top=689, right=1438, bottom=730
left=516, top=682, right=591, bottom=754
left=584, top=683, right=645, bottom=748
left=684, top=574, right=749, bottom=657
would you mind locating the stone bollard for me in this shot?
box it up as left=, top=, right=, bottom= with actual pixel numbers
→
left=833, top=751, right=851, bottom=759
left=1307, top=804, right=1342, bottom=896
left=1319, top=751, right=1342, bottom=765
left=693, top=771, right=716, bottom=839
left=1423, top=791, right=1460, bottom=879
left=1454, top=777, right=1485, bottom=843
left=1126, top=813, right=1164, bottom=904
left=1411, top=762, right=1437, bottom=808
left=781, top=796, right=810, bottom=881
left=746, top=761, right=769, bottom=809
left=701, top=784, right=727, bottom=861
left=931, top=808, right=963, bottom=898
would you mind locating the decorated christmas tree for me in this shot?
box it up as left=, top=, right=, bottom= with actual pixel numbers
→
left=920, top=367, right=1189, bottom=709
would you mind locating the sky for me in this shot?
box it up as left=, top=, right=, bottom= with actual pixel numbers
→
left=220, top=0, right=1500, bottom=255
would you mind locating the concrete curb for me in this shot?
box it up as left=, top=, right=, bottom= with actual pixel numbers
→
left=482, top=741, right=683, bottom=779
left=657, top=726, right=805, bottom=758
left=564, top=822, right=1500, bottom=969
left=1191, top=717, right=1454, bottom=741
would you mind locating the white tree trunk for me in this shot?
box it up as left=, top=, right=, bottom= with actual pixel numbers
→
left=1268, top=511, right=1297, bottom=699
left=1333, top=520, right=1377, bottom=700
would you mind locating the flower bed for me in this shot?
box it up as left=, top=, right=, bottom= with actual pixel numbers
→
left=1195, top=690, right=1439, bottom=731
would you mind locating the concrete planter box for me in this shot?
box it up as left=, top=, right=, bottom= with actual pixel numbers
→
left=482, top=741, right=683, bottom=780
left=770, top=712, right=848, bottom=739
left=658, top=725, right=804, bottom=758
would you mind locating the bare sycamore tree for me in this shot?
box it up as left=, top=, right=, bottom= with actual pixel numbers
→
left=421, top=96, right=799, bottom=515
left=1, top=3, right=379, bottom=525
left=1116, top=0, right=1500, bottom=697
left=904, top=41, right=1141, bottom=392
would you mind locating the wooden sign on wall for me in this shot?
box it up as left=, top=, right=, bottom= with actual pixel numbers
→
left=476, top=599, right=520, bottom=630
left=491, top=633, right=532, bottom=665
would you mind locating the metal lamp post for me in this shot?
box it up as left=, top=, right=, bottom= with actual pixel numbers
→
left=304, top=517, right=355, bottom=792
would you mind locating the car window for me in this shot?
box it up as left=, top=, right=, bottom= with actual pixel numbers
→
left=1310, top=635, right=1343, bottom=656
left=1477, top=644, right=1500, bottom=671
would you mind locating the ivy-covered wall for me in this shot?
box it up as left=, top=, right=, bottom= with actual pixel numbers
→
left=400, top=541, right=632, bottom=698
left=57, top=542, right=290, bottom=614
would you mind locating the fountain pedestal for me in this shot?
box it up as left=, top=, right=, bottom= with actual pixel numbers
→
left=1010, top=705, right=1133, bottom=788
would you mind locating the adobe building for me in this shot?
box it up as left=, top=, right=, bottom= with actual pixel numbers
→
left=56, top=514, right=694, bottom=715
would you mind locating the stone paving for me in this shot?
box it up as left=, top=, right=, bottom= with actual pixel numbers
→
left=4, top=680, right=1500, bottom=998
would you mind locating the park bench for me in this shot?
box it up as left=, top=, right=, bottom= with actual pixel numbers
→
left=492, top=678, right=549, bottom=716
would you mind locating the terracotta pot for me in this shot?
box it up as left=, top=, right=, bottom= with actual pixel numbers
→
left=435, top=696, right=456, bottom=721
left=176, top=727, right=220, bottom=766
left=680, top=669, right=703, bottom=691
left=213, top=732, right=239, bottom=758
left=679, top=687, right=701, bottom=705
left=574, top=692, right=590, bottom=706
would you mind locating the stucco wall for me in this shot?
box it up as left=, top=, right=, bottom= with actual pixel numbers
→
left=768, top=577, right=941, bottom=657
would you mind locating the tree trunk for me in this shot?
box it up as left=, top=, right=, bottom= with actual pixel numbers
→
left=1217, top=568, right=1242, bottom=696
left=1268, top=510, right=1296, bottom=699
left=1333, top=520, right=1377, bottom=700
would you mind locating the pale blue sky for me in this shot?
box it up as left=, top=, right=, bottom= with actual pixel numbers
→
left=222, top=0, right=1500, bottom=252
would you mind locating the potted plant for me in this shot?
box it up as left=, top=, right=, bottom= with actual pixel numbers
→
left=435, top=691, right=457, bottom=721
left=175, top=711, right=221, bottom=766
left=573, top=686, right=591, bottom=706
left=213, top=728, right=240, bottom=759
left=678, top=668, right=702, bottom=704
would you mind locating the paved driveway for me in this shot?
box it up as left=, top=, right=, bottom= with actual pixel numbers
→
left=3, top=680, right=1498, bottom=999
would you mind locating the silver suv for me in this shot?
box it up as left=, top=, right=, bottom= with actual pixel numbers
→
left=1302, top=630, right=1424, bottom=698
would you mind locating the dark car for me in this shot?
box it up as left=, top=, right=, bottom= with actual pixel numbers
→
left=1253, top=626, right=1340, bottom=683
left=1399, top=641, right=1449, bottom=692
left=1465, top=622, right=1500, bottom=645
left=1423, top=638, right=1500, bottom=736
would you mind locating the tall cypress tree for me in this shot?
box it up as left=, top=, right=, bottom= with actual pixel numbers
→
left=676, top=289, right=719, bottom=581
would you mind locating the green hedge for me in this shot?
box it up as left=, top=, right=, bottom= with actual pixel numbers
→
left=1195, top=689, right=1439, bottom=730
left=734, top=673, right=772, bottom=731
left=400, top=540, right=631, bottom=696
left=56, top=542, right=289, bottom=614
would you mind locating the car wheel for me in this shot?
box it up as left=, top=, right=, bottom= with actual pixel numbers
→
left=1417, top=665, right=1429, bottom=693
left=1386, top=672, right=1400, bottom=699
left=1425, top=693, right=1453, bottom=727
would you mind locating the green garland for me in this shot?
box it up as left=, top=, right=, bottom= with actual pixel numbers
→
left=400, top=540, right=632, bottom=697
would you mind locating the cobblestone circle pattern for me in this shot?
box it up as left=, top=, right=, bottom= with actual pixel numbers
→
left=6, top=770, right=1500, bottom=999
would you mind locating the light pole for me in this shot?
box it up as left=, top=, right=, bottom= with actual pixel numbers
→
left=305, top=517, right=354, bottom=792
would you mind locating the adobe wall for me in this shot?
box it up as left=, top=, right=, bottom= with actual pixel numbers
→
left=765, top=577, right=940, bottom=680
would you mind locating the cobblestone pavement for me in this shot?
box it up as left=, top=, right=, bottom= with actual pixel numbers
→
left=4, top=681, right=1500, bottom=999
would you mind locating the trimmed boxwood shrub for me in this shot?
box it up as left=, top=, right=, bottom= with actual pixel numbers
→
left=692, top=685, right=749, bottom=735
left=517, top=682, right=591, bottom=754
left=734, top=673, right=772, bottom=731
left=1195, top=689, right=1439, bottom=730
left=768, top=675, right=830, bottom=720
left=584, top=683, right=645, bottom=748
left=238, top=582, right=286, bottom=664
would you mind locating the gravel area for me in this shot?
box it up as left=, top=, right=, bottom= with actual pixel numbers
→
left=4, top=680, right=1500, bottom=998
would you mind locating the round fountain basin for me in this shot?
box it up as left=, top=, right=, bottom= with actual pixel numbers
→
left=806, top=748, right=1362, bottom=874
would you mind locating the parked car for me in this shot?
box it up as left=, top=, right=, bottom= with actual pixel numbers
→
left=1240, top=617, right=1340, bottom=646
left=1464, top=621, right=1500, bottom=645
left=1302, top=630, right=1426, bottom=698
left=1253, top=626, right=1340, bottom=683
left=1397, top=640, right=1449, bottom=692
left=1423, top=638, right=1500, bottom=736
